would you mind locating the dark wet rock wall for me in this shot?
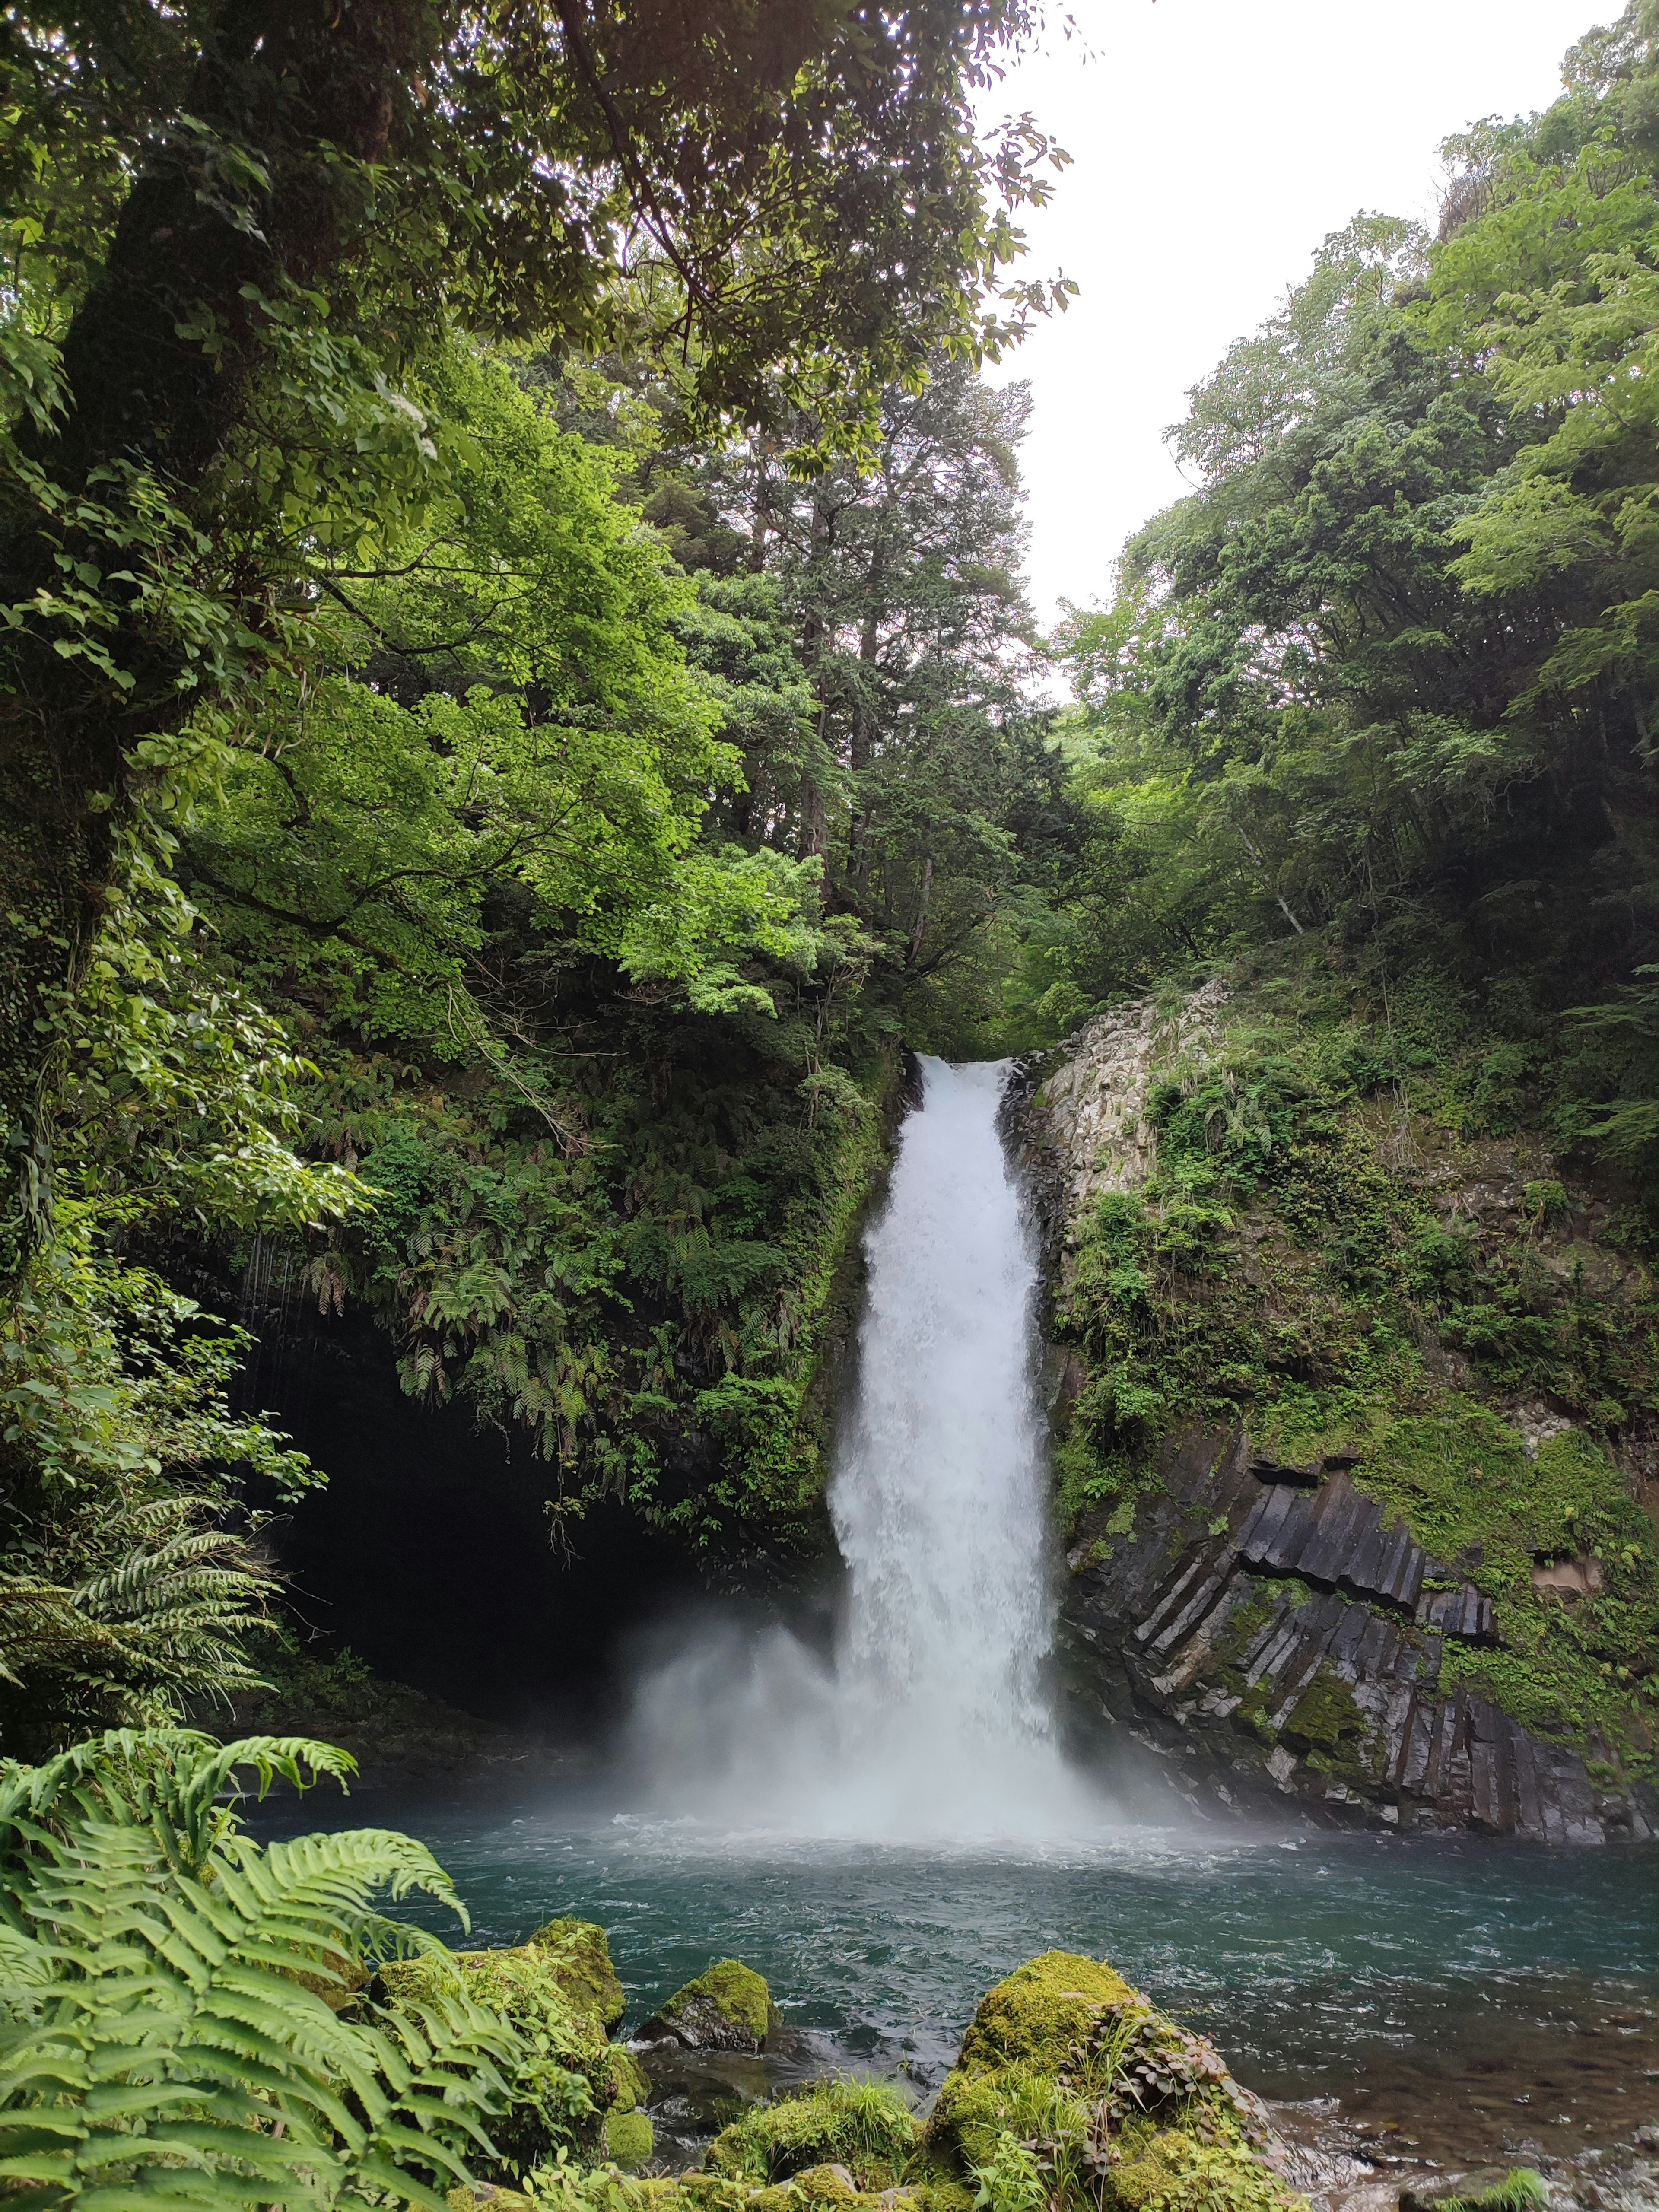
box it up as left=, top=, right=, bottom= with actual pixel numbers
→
left=1058, top=1425, right=1659, bottom=1843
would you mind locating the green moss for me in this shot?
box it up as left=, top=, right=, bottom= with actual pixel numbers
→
left=927, top=1951, right=1294, bottom=2212
left=751, top=2168, right=864, bottom=2212
left=907, top=2186, right=975, bottom=2212
left=1280, top=1665, right=1365, bottom=1758
left=379, top=1944, right=633, bottom=2179
left=604, top=2112, right=655, bottom=2171
left=1106, top=2132, right=1307, bottom=2212
left=529, top=1917, right=627, bottom=2034
left=706, top=2080, right=919, bottom=2188
left=650, top=1958, right=779, bottom=2050
left=1048, top=966, right=1659, bottom=1771
left=950, top=1952, right=1138, bottom=2082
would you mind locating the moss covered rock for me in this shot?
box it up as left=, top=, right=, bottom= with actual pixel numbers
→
left=604, top=2111, right=657, bottom=2171
left=752, top=2166, right=863, bottom=2212
left=706, top=2080, right=919, bottom=2188
left=379, top=1942, right=643, bottom=2180
left=1107, top=2130, right=1305, bottom=2212
left=926, top=1952, right=1304, bottom=2212
left=530, top=1917, right=627, bottom=2035
left=448, top=2188, right=534, bottom=2212
left=639, top=1959, right=779, bottom=2053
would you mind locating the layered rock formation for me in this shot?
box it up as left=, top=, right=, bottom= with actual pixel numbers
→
left=1059, top=1424, right=1658, bottom=1841
left=1007, top=990, right=1659, bottom=1845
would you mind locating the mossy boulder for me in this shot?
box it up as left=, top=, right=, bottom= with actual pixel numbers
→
left=753, top=2167, right=863, bottom=2212
left=448, top=2189, right=534, bottom=2212
left=927, top=1952, right=1305, bottom=2212
left=952, top=1950, right=1139, bottom=2082
left=604, top=2110, right=657, bottom=2170
left=639, top=1959, right=779, bottom=2053
left=706, top=2080, right=919, bottom=2188
left=378, top=1943, right=644, bottom=2180
left=1108, top=2129, right=1305, bottom=2212
left=529, top=1916, right=627, bottom=2035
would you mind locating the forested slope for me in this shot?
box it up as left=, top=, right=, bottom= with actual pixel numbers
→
left=1006, top=4, right=1659, bottom=1816
left=9, top=0, right=1659, bottom=1784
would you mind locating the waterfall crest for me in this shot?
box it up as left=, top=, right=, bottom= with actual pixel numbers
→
left=625, top=1056, right=1097, bottom=1840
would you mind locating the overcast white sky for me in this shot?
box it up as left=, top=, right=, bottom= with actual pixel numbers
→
left=983, top=0, right=1612, bottom=624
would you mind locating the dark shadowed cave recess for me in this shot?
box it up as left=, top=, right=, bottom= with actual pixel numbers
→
left=238, top=1304, right=700, bottom=1736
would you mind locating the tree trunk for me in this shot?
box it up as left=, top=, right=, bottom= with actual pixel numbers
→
left=845, top=536, right=885, bottom=897
left=0, top=0, right=426, bottom=1261
left=907, top=855, right=933, bottom=966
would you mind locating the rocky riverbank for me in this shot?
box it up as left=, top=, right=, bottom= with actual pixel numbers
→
left=400, top=1920, right=1659, bottom=2212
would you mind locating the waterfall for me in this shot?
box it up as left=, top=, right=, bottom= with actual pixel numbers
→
left=625, top=1055, right=1099, bottom=1840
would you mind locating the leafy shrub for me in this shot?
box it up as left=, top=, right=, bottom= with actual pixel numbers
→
left=379, top=1943, right=646, bottom=2180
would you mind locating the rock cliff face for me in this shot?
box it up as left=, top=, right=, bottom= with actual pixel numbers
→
left=1007, top=989, right=1659, bottom=1845
left=1058, top=1423, right=1656, bottom=1842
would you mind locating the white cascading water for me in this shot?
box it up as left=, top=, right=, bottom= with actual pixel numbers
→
left=624, top=1056, right=1098, bottom=1840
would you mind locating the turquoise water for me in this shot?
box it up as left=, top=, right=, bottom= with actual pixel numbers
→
left=266, top=1786, right=1659, bottom=2127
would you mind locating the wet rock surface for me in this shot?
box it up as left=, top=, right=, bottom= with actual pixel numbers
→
left=1058, top=1425, right=1659, bottom=1842
left=636, top=1959, right=783, bottom=2054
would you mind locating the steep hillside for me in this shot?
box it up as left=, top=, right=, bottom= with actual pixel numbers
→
left=1010, top=947, right=1659, bottom=1841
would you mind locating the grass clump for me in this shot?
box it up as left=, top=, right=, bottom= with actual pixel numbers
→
left=1449, top=2175, right=1548, bottom=2212
left=705, top=2079, right=921, bottom=2188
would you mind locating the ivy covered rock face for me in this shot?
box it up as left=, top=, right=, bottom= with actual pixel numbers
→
left=638, top=1959, right=780, bottom=2053
left=925, top=1951, right=1306, bottom=2212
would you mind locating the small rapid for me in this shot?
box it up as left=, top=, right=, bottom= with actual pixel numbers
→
left=624, top=1056, right=1099, bottom=1840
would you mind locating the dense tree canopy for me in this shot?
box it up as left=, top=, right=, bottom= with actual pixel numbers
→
left=1016, top=1, right=1659, bottom=1098
left=0, top=0, right=1071, bottom=1259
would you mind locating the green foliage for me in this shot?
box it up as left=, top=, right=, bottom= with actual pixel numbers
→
left=970, top=2132, right=1049, bottom=2212
left=1048, top=962, right=1659, bottom=1761
left=524, top=1920, right=626, bottom=2037
left=0, top=854, right=360, bottom=1751
left=706, top=2080, right=920, bottom=2189
left=378, top=1944, right=641, bottom=2183
left=1023, top=28, right=1659, bottom=1078
left=0, top=1729, right=521, bottom=2211
left=1432, top=2174, right=1548, bottom=2212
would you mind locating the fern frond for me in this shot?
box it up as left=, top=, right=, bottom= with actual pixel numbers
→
left=0, top=1732, right=513, bottom=2212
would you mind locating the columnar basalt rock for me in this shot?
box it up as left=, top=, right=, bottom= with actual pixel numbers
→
left=1057, top=1426, right=1659, bottom=1843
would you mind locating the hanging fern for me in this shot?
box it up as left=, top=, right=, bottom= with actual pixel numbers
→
left=0, top=1729, right=524, bottom=2209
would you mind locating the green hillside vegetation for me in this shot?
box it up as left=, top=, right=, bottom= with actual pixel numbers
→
left=1017, top=4, right=1659, bottom=1770
left=0, top=0, right=1076, bottom=1745
left=5, top=0, right=1659, bottom=1780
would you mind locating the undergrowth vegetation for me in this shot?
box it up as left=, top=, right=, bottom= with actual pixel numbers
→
left=1049, top=949, right=1659, bottom=1756
left=0, top=1730, right=517, bottom=2209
